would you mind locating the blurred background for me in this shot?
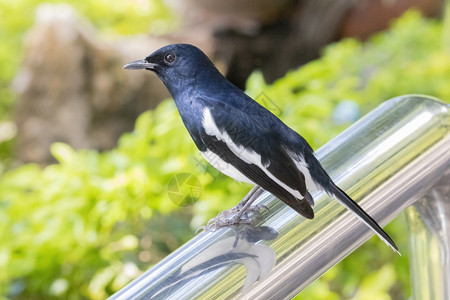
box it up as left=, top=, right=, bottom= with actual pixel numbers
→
left=0, top=0, right=449, bottom=299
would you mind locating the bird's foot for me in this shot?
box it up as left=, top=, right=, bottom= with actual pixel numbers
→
left=197, top=204, right=268, bottom=233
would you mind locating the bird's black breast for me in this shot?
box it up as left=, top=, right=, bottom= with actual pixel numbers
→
left=172, top=94, right=208, bottom=152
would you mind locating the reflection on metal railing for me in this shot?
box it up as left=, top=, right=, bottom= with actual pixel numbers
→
left=406, top=173, right=449, bottom=300
left=110, top=95, right=449, bottom=300
left=143, top=225, right=278, bottom=299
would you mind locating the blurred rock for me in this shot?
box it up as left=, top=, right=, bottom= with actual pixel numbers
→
left=190, top=0, right=296, bottom=34
left=209, top=0, right=360, bottom=88
left=14, top=4, right=170, bottom=164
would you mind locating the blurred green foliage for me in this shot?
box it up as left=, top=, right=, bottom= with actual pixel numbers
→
left=0, top=9, right=449, bottom=300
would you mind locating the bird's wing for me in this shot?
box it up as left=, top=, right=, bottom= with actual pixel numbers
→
left=199, top=100, right=314, bottom=219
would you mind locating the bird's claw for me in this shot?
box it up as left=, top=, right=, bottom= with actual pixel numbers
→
left=197, top=204, right=268, bottom=233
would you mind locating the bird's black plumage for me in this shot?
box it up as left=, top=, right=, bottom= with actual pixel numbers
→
left=123, top=43, right=399, bottom=253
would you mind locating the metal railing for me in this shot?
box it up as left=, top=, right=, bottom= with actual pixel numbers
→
left=110, top=95, right=449, bottom=300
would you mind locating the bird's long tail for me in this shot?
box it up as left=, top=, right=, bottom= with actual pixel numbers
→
left=325, top=182, right=400, bottom=255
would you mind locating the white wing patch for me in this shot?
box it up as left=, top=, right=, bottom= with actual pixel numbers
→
left=285, top=149, right=319, bottom=192
left=200, top=150, right=254, bottom=184
left=202, top=107, right=303, bottom=199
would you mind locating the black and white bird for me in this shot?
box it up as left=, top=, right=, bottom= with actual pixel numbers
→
left=123, top=43, right=399, bottom=253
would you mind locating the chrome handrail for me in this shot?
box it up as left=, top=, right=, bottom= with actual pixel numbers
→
left=110, top=95, right=449, bottom=300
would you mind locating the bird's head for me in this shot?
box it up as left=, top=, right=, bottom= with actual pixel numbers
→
left=123, top=44, right=221, bottom=96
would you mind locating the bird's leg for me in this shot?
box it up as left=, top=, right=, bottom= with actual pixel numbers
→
left=213, top=186, right=264, bottom=220
left=198, top=186, right=267, bottom=233
left=233, top=186, right=265, bottom=219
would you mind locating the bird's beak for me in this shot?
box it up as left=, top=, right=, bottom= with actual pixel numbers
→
left=122, top=59, right=157, bottom=70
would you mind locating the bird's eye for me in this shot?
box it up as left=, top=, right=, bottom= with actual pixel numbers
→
left=164, top=52, right=176, bottom=63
